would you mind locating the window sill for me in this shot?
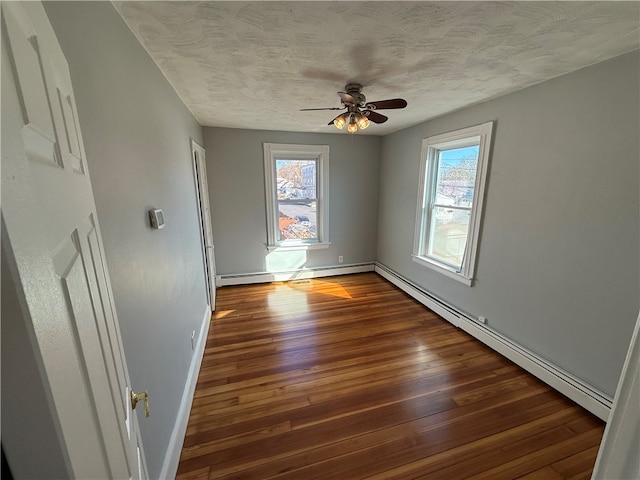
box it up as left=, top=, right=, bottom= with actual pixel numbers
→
left=267, top=242, right=331, bottom=252
left=411, top=254, right=473, bottom=286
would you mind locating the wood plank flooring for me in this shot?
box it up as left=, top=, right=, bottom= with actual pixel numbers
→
left=176, top=273, right=604, bottom=479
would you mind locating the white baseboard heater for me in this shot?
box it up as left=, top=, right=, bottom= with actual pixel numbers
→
left=216, top=263, right=375, bottom=286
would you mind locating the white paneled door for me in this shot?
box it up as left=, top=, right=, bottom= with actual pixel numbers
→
left=2, top=2, right=147, bottom=478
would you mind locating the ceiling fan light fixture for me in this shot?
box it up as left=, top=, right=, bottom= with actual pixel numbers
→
left=347, top=114, right=358, bottom=134
left=333, top=112, right=348, bottom=129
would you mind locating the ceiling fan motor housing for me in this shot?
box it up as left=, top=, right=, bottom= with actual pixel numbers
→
left=344, top=83, right=366, bottom=105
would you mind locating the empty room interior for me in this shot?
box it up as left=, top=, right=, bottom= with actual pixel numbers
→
left=1, top=1, right=639, bottom=479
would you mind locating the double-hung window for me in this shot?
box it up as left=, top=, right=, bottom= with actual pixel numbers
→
left=413, top=122, right=493, bottom=285
left=263, top=143, right=330, bottom=250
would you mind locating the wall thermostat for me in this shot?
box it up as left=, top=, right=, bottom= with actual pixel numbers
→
left=149, top=209, right=165, bottom=229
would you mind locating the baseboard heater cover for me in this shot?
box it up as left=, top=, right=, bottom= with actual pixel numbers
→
left=374, top=262, right=612, bottom=421
left=216, top=263, right=375, bottom=286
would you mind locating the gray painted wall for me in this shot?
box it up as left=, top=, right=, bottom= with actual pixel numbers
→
left=202, top=128, right=381, bottom=275
left=43, top=3, right=208, bottom=478
left=377, top=51, right=640, bottom=397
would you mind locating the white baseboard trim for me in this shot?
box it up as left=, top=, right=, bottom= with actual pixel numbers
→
left=159, top=305, right=212, bottom=480
left=216, top=263, right=375, bottom=286
left=374, top=263, right=612, bottom=421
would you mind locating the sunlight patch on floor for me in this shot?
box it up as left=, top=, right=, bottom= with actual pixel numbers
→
left=287, top=278, right=353, bottom=299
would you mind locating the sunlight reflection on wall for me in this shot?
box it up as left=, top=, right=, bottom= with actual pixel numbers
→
left=265, top=247, right=308, bottom=280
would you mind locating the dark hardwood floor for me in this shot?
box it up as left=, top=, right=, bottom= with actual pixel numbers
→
left=176, top=273, right=604, bottom=479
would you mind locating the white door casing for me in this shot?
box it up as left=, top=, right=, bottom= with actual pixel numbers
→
left=1, top=2, right=147, bottom=478
left=191, top=139, right=216, bottom=310
left=591, top=310, right=640, bottom=479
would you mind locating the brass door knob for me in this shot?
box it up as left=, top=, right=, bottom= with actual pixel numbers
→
left=130, top=390, right=150, bottom=417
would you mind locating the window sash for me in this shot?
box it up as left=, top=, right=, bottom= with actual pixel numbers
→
left=431, top=204, right=472, bottom=211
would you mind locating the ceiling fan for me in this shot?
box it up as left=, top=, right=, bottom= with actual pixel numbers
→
left=300, top=83, right=407, bottom=133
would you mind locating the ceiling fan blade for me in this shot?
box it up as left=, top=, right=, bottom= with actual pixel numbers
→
left=338, top=91, right=358, bottom=105
left=364, top=98, right=407, bottom=110
left=363, top=110, right=388, bottom=124
left=300, top=107, right=344, bottom=111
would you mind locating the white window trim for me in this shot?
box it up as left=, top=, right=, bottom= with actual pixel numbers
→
left=264, top=143, right=330, bottom=251
left=412, top=122, right=493, bottom=286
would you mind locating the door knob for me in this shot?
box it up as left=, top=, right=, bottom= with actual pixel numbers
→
left=130, top=390, right=150, bottom=417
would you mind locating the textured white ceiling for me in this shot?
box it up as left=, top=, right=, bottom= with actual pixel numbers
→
left=113, top=1, right=640, bottom=135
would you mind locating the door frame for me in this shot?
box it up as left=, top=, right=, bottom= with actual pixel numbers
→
left=592, top=310, right=640, bottom=478
left=191, top=139, right=216, bottom=310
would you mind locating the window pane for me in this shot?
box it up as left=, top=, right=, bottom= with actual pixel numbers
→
left=436, top=145, right=479, bottom=208
left=276, top=159, right=316, bottom=200
left=278, top=201, right=317, bottom=240
left=428, top=207, right=471, bottom=269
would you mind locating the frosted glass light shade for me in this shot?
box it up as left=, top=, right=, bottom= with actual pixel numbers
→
left=333, top=113, right=347, bottom=129
left=357, top=114, right=370, bottom=130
